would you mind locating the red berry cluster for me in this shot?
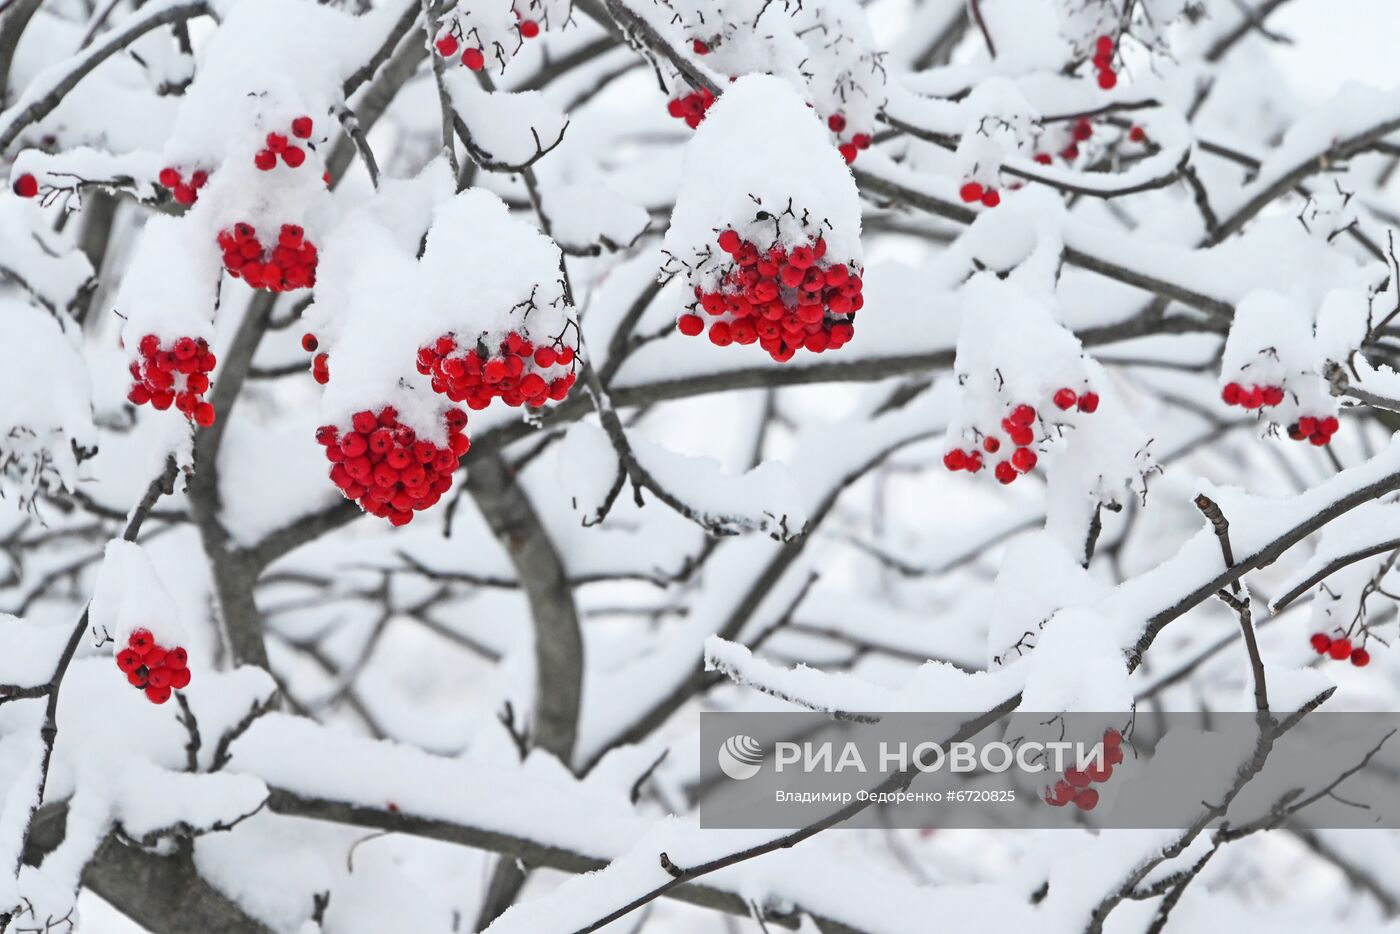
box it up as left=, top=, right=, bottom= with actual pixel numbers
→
left=435, top=33, right=489, bottom=71
left=677, top=229, right=862, bottom=362
left=11, top=173, right=38, bottom=198
left=943, top=390, right=1098, bottom=483
left=1128, top=125, right=1146, bottom=143
left=114, top=628, right=191, bottom=705
left=218, top=223, right=318, bottom=292
left=319, top=407, right=469, bottom=526
left=692, top=38, right=712, bottom=54
left=1044, top=728, right=1123, bottom=812
left=157, top=166, right=209, bottom=206
left=127, top=334, right=217, bottom=427
left=828, top=113, right=872, bottom=165
left=1220, top=381, right=1284, bottom=410
left=1287, top=415, right=1340, bottom=447
left=958, top=181, right=1001, bottom=208
left=253, top=117, right=315, bottom=172
left=667, top=87, right=716, bottom=129
left=1310, top=633, right=1370, bottom=667
left=1091, top=34, right=1118, bottom=89
left=417, top=331, right=578, bottom=410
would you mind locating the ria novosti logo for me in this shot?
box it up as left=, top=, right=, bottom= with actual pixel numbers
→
left=718, top=734, right=766, bottom=780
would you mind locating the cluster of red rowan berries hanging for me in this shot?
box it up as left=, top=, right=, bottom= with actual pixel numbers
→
left=1221, top=381, right=1339, bottom=446
left=1044, top=728, right=1124, bottom=812
left=677, top=228, right=862, bottom=361
left=218, top=223, right=318, bottom=292
left=943, top=389, right=1098, bottom=484
left=318, top=407, right=469, bottom=526
left=1310, top=632, right=1370, bottom=667
left=1287, top=415, right=1340, bottom=447
left=253, top=117, right=315, bottom=171
left=127, top=334, right=217, bottom=427
left=114, top=628, right=191, bottom=705
left=827, top=113, right=872, bottom=165
left=1220, top=381, right=1284, bottom=410
left=418, top=331, right=578, bottom=409
left=667, top=88, right=716, bottom=129
left=958, top=181, right=1001, bottom=208
left=157, top=166, right=209, bottom=206
left=1091, top=34, right=1118, bottom=89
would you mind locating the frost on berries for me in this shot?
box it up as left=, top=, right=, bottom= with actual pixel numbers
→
left=663, top=76, right=864, bottom=362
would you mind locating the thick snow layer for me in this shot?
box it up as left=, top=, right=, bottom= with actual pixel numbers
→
left=113, top=215, right=221, bottom=348
left=0, top=200, right=93, bottom=315
left=445, top=74, right=569, bottom=170
left=631, top=434, right=809, bottom=539
left=988, top=532, right=1109, bottom=665
left=89, top=541, right=187, bottom=650
left=0, top=615, right=70, bottom=689
left=0, top=300, right=96, bottom=500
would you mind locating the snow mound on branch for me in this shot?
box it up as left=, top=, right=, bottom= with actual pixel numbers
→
left=113, top=215, right=220, bottom=348
left=314, top=219, right=445, bottom=441
left=0, top=199, right=94, bottom=312
left=947, top=273, right=1105, bottom=454
left=301, top=158, right=454, bottom=351
left=631, top=435, right=809, bottom=539
left=165, top=0, right=359, bottom=167
left=1222, top=290, right=1316, bottom=387
left=662, top=75, right=862, bottom=276
left=445, top=74, right=568, bottom=171
left=1017, top=606, right=1133, bottom=712
left=89, top=540, right=187, bottom=650
left=539, top=179, right=650, bottom=256
left=1221, top=289, right=1334, bottom=424
left=1273, top=501, right=1400, bottom=610
left=416, top=188, right=571, bottom=347
left=0, top=613, right=72, bottom=689
left=10, top=146, right=165, bottom=206
left=988, top=532, right=1108, bottom=666
left=0, top=301, right=96, bottom=503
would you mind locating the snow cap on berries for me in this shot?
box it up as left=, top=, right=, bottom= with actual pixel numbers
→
left=417, top=188, right=573, bottom=351
left=90, top=541, right=187, bottom=650
left=114, top=216, right=220, bottom=350
left=314, top=222, right=449, bottom=443
left=662, top=75, right=863, bottom=288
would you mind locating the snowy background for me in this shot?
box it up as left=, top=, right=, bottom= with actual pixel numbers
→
left=2, top=0, right=1400, bottom=931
